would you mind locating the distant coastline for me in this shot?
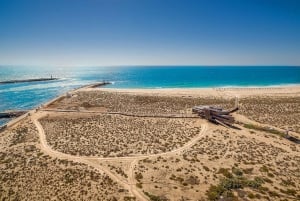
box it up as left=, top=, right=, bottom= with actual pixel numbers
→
left=0, top=66, right=299, bottom=126
left=1, top=83, right=300, bottom=127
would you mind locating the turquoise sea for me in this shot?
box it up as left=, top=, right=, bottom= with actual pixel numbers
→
left=0, top=66, right=300, bottom=125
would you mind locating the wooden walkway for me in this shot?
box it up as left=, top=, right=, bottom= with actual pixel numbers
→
left=40, top=109, right=199, bottom=118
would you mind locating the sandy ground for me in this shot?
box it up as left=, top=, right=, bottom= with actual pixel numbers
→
left=84, top=85, right=300, bottom=98
left=1, top=85, right=300, bottom=201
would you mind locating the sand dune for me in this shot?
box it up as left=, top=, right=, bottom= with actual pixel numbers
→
left=1, top=86, right=299, bottom=201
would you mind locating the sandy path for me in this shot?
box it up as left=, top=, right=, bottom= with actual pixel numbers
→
left=31, top=111, right=207, bottom=200
left=33, top=112, right=207, bottom=160
left=128, top=159, right=149, bottom=200
left=31, top=114, right=137, bottom=197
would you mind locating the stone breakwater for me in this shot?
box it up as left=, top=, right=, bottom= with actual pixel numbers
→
left=0, top=77, right=58, bottom=84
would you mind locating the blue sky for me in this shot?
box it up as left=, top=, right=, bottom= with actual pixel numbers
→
left=0, top=0, right=300, bottom=66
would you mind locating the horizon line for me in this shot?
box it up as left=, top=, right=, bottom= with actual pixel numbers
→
left=1, top=64, right=300, bottom=68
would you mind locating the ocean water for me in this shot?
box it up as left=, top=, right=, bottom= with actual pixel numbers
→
left=0, top=66, right=300, bottom=125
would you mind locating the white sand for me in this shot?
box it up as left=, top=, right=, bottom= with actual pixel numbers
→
left=82, top=85, right=300, bottom=98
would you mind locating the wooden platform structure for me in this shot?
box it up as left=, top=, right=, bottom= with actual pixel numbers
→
left=192, top=98, right=239, bottom=127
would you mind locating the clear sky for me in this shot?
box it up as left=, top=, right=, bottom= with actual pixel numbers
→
left=0, top=0, right=300, bottom=66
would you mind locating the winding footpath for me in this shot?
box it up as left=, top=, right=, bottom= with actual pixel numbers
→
left=31, top=111, right=207, bottom=201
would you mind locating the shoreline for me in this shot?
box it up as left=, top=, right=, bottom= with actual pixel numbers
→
left=88, top=85, right=300, bottom=98
left=103, top=85, right=300, bottom=91
left=106, top=83, right=300, bottom=89
left=0, top=82, right=111, bottom=128
left=2, top=83, right=300, bottom=128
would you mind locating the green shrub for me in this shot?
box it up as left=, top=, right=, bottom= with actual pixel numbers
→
left=243, top=124, right=284, bottom=137
left=206, top=185, right=225, bottom=201
left=203, top=166, right=210, bottom=171
left=135, top=172, right=143, bottom=181
left=136, top=183, right=142, bottom=188
left=280, top=179, right=296, bottom=187
left=259, top=186, right=269, bottom=193
left=268, top=190, right=280, bottom=197
left=218, top=168, right=233, bottom=178
left=248, top=193, right=255, bottom=199
left=124, top=196, right=136, bottom=201
left=143, top=191, right=167, bottom=201
left=259, top=165, right=269, bottom=172
left=221, top=177, right=243, bottom=190
left=206, top=169, right=266, bottom=200
left=245, top=177, right=264, bottom=189
left=185, top=175, right=200, bottom=185
left=285, top=188, right=297, bottom=196
left=232, top=167, right=243, bottom=176
left=255, top=193, right=261, bottom=199
left=242, top=168, right=253, bottom=174
left=263, top=177, right=273, bottom=183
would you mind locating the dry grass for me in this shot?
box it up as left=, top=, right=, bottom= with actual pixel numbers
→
left=40, top=114, right=201, bottom=157
left=134, top=127, right=300, bottom=200
left=2, top=90, right=300, bottom=200
left=48, top=91, right=234, bottom=115
left=0, top=118, right=130, bottom=200
left=239, top=97, right=300, bottom=133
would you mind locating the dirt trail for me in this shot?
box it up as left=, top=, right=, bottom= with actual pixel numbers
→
left=31, top=111, right=207, bottom=201
left=128, top=159, right=149, bottom=200
left=33, top=112, right=207, bottom=160
left=32, top=114, right=138, bottom=198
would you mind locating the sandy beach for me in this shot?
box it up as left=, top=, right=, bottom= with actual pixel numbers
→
left=87, top=85, right=300, bottom=98
left=0, top=85, right=299, bottom=201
